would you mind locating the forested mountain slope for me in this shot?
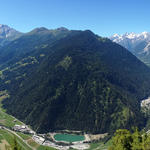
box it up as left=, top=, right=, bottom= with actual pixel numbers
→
left=1, top=29, right=150, bottom=134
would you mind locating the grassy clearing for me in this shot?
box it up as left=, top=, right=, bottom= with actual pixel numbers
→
left=0, top=139, right=10, bottom=150
left=88, top=142, right=100, bottom=149
left=27, top=138, right=56, bottom=150
left=37, top=145, right=56, bottom=150
left=16, top=132, right=31, bottom=140
left=27, top=138, right=39, bottom=148
left=88, top=140, right=112, bottom=150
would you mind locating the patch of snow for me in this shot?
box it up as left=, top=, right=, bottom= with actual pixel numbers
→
left=110, top=31, right=150, bottom=53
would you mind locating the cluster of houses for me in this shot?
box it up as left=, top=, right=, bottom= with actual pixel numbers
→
left=13, top=125, right=70, bottom=149
left=13, top=124, right=89, bottom=150
left=33, top=135, right=70, bottom=150
left=13, top=124, right=35, bottom=134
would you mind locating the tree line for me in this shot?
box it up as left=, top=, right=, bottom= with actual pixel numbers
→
left=109, top=128, right=150, bottom=150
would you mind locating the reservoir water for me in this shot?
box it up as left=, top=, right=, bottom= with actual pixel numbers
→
left=54, top=133, right=85, bottom=142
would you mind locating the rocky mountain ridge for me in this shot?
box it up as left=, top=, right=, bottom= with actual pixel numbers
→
left=110, top=32, right=150, bottom=65
left=0, top=24, right=22, bottom=46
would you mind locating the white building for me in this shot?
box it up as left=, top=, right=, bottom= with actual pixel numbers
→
left=33, top=135, right=45, bottom=145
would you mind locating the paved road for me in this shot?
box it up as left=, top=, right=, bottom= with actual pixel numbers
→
left=2, top=126, right=35, bottom=150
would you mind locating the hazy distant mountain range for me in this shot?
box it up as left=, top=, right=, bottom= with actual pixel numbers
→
left=0, top=24, right=22, bottom=47
left=110, top=32, right=150, bottom=65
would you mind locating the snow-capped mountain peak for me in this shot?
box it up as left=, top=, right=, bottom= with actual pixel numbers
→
left=0, top=24, right=22, bottom=46
left=0, top=24, right=21, bottom=38
left=109, top=31, right=150, bottom=65
left=110, top=32, right=150, bottom=50
left=112, top=33, right=119, bottom=37
left=111, top=32, right=150, bottom=42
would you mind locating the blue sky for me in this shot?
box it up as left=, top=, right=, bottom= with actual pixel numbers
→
left=0, top=0, right=150, bottom=37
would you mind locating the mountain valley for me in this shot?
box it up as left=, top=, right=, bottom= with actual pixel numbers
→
left=0, top=25, right=150, bottom=149
left=0, top=25, right=150, bottom=134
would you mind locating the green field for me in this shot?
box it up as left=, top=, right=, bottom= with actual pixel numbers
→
left=16, top=132, right=31, bottom=140
left=88, top=140, right=112, bottom=150
left=0, top=129, right=32, bottom=150
left=54, top=133, right=85, bottom=142
left=37, top=145, right=56, bottom=150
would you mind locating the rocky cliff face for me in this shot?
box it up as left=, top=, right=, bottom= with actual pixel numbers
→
left=110, top=32, right=150, bottom=66
left=0, top=24, right=22, bottom=46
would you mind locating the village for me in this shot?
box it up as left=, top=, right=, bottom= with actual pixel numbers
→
left=13, top=124, right=90, bottom=150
